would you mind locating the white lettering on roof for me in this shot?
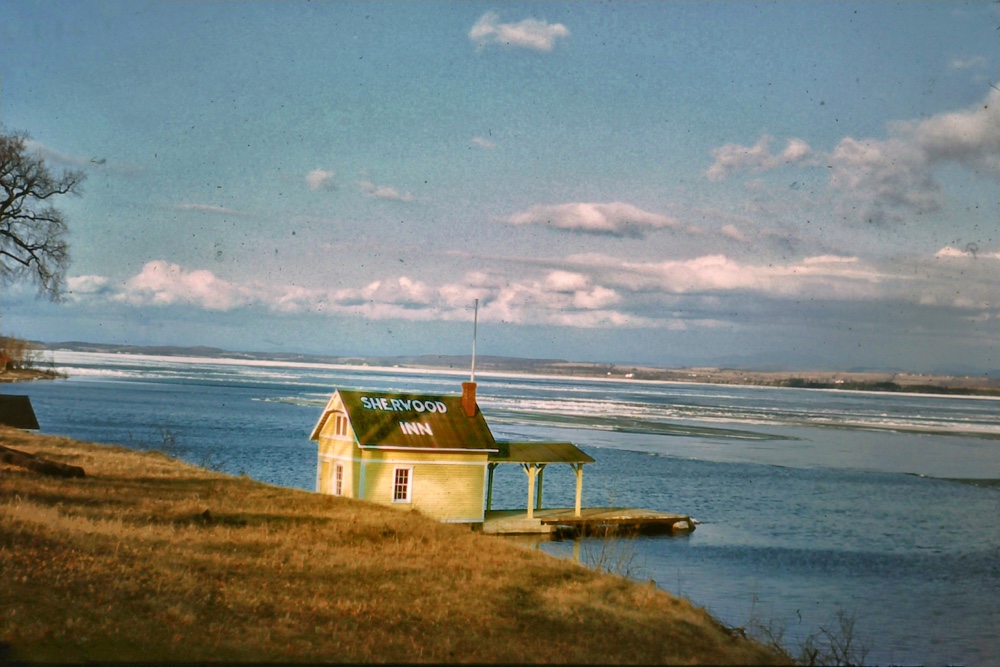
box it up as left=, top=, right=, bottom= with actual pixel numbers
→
left=400, top=422, right=433, bottom=436
left=360, top=396, right=448, bottom=413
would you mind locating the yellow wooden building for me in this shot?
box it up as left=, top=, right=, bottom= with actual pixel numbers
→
left=309, top=382, right=595, bottom=525
left=310, top=383, right=500, bottom=523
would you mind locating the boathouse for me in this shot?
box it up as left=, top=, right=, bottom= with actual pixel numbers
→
left=309, top=382, right=595, bottom=524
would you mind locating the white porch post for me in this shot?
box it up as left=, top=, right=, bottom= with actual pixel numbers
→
left=573, top=463, right=584, bottom=517
left=486, top=462, right=498, bottom=511
left=535, top=464, right=547, bottom=511
left=523, top=463, right=538, bottom=520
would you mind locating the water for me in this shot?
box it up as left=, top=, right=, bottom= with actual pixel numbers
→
left=12, top=351, right=1000, bottom=666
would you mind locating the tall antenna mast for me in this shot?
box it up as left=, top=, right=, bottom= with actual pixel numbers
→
left=470, top=298, right=478, bottom=382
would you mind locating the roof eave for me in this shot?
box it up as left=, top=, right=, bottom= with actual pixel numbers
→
left=359, top=444, right=499, bottom=454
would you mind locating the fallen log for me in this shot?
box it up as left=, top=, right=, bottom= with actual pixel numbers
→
left=0, top=444, right=86, bottom=478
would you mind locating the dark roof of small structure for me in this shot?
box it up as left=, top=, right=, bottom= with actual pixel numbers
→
left=489, top=441, right=594, bottom=464
left=0, top=395, right=40, bottom=430
left=315, top=389, right=498, bottom=452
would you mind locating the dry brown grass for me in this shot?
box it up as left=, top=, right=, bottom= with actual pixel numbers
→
left=0, top=426, right=785, bottom=663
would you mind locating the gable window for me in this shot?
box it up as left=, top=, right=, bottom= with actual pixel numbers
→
left=392, top=466, right=412, bottom=503
left=334, top=463, right=344, bottom=496
left=334, top=414, right=348, bottom=437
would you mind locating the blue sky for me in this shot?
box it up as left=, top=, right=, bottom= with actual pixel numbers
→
left=1, top=1, right=998, bottom=372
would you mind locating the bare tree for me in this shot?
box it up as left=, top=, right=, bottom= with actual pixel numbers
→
left=0, top=131, right=85, bottom=300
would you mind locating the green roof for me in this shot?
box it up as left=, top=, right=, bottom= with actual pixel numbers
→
left=489, top=441, right=594, bottom=464
left=326, top=389, right=498, bottom=452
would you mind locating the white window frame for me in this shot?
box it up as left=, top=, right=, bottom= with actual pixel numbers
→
left=334, top=463, right=344, bottom=496
left=392, top=466, right=413, bottom=503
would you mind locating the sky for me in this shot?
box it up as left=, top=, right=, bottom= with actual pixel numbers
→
left=1, top=1, right=998, bottom=373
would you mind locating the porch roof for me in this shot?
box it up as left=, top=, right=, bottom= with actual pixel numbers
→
left=489, top=441, right=594, bottom=464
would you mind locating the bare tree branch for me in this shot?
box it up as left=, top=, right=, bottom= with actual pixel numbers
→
left=0, top=131, right=84, bottom=300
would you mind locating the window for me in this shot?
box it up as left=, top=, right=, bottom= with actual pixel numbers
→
left=392, top=467, right=412, bottom=503
left=334, top=413, right=348, bottom=436
left=334, top=463, right=343, bottom=496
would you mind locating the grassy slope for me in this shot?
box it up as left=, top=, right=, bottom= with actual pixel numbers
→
left=0, top=427, right=784, bottom=664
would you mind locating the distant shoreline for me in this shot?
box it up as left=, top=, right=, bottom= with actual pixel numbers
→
left=39, top=341, right=1000, bottom=397
left=0, top=368, right=64, bottom=384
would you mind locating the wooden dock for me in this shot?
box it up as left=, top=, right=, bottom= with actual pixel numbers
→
left=481, top=507, right=695, bottom=536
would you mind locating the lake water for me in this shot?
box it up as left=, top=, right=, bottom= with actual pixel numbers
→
left=12, top=351, right=1000, bottom=666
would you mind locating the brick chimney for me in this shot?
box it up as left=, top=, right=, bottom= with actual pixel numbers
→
left=461, top=381, right=477, bottom=418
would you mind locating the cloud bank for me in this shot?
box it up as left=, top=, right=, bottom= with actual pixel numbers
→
left=709, top=90, right=1000, bottom=227
left=71, top=246, right=998, bottom=334
left=827, top=91, right=1000, bottom=225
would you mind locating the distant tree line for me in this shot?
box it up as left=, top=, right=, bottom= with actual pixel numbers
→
left=772, top=377, right=999, bottom=397
left=0, top=335, right=45, bottom=371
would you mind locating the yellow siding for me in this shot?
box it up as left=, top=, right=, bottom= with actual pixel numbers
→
left=318, top=438, right=359, bottom=498
left=316, top=400, right=360, bottom=498
left=319, top=460, right=332, bottom=495
left=360, top=450, right=488, bottom=522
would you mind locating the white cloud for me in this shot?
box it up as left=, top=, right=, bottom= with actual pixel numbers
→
left=828, top=89, right=1000, bottom=224
left=174, top=203, right=244, bottom=215
left=904, top=88, right=1000, bottom=176
left=720, top=224, right=747, bottom=243
left=934, top=245, right=1000, bottom=260
left=827, top=136, right=941, bottom=225
left=473, top=275, right=629, bottom=328
left=544, top=270, right=590, bottom=292
left=358, top=180, right=415, bottom=202
left=949, top=56, right=988, bottom=70
left=579, top=253, right=887, bottom=303
left=571, top=285, right=620, bottom=310
left=781, top=138, right=812, bottom=162
left=471, top=136, right=497, bottom=149
left=801, top=255, right=860, bottom=265
left=935, top=246, right=969, bottom=259
left=66, top=275, right=110, bottom=299
left=333, top=276, right=434, bottom=307
left=23, top=139, right=136, bottom=174
left=24, top=139, right=92, bottom=168
left=306, top=169, right=336, bottom=191
left=506, top=202, right=682, bottom=238
left=469, top=11, right=570, bottom=52
left=118, top=261, right=258, bottom=311
left=705, top=135, right=813, bottom=181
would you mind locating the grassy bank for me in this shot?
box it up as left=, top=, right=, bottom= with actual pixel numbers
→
left=0, top=427, right=784, bottom=663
